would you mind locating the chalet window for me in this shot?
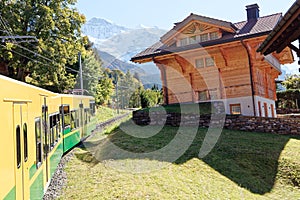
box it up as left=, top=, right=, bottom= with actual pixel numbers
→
left=205, top=57, right=215, bottom=67
left=189, top=36, right=197, bottom=44
left=209, top=89, right=218, bottom=100
left=195, top=58, right=205, bottom=68
left=180, top=38, right=188, bottom=46
left=209, top=32, right=219, bottom=40
left=200, top=33, right=209, bottom=42
left=195, top=57, right=215, bottom=68
left=199, top=91, right=209, bottom=101
left=178, top=31, right=220, bottom=47
left=230, top=104, right=241, bottom=115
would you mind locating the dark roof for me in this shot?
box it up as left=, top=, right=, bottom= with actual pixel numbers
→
left=257, top=0, right=300, bottom=55
left=131, top=13, right=282, bottom=62
left=234, top=14, right=281, bottom=37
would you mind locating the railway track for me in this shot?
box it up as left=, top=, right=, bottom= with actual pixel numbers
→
left=93, top=112, right=131, bottom=134
left=43, top=112, right=131, bottom=200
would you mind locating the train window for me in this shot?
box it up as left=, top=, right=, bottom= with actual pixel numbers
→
left=50, top=114, right=60, bottom=148
left=71, top=111, right=76, bottom=130
left=56, top=114, right=61, bottom=140
left=16, top=125, right=21, bottom=168
left=84, top=108, right=90, bottom=124
left=84, top=109, right=87, bottom=125
left=42, top=105, right=49, bottom=159
left=90, top=101, right=96, bottom=116
left=62, top=105, right=70, bottom=129
left=75, top=111, right=79, bottom=128
left=49, top=115, right=52, bottom=145
left=57, top=114, right=61, bottom=137
left=35, top=118, right=42, bottom=168
left=49, top=115, right=54, bottom=149
left=23, top=123, right=28, bottom=162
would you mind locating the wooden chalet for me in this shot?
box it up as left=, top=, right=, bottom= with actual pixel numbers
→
left=131, top=4, right=294, bottom=117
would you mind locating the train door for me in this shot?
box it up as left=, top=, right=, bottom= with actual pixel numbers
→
left=13, top=103, right=29, bottom=200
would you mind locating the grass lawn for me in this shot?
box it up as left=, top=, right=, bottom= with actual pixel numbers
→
left=96, top=106, right=129, bottom=122
left=59, top=120, right=300, bottom=200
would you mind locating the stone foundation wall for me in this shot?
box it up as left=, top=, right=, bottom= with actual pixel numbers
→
left=132, top=111, right=300, bottom=135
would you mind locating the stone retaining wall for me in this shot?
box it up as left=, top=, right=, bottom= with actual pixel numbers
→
left=132, top=111, right=300, bottom=135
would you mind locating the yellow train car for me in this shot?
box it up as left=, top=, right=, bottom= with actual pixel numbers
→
left=60, top=94, right=96, bottom=153
left=0, top=74, right=96, bottom=200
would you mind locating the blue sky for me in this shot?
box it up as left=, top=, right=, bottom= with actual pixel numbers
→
left=76, top=0, right=296, bottom=29
left=76, top=0, right=299, bottom=75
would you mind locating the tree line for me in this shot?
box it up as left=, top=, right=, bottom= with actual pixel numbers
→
left=277, top=74, right=300, bottom=111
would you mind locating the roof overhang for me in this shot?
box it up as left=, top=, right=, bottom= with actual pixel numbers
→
left=257, top=0, right=300, bottom=55
left=131, top=31, right=270, bottom=63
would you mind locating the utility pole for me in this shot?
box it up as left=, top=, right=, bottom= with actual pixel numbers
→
left=78, top=52, right=83, bottom=95
left=115, top=74, right=119, bottom=114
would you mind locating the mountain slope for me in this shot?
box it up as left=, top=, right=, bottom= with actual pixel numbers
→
left=82, top=18, right=166, bottom=87
left=96, top=28, right=166, bottom=61
left=98, top=50, right=162, bottom=88
left=98, top=50, right=142, bottom=73
left=82, top=18, right=128, bottom=40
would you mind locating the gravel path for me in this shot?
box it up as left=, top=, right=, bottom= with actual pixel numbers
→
left=42, top=151, right=74, bottom=200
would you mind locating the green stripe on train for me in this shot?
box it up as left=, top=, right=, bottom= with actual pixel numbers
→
left=63, top=130, right=81, bottom=152
left=30, top=169, right=44, bottom=200
left=3, top=186, right=15, bottom=200
left=50, top=143, right=64, bottom=178
left=63, top=127, right=71, bottom=135
left=29, top=163, right=37, bottom=180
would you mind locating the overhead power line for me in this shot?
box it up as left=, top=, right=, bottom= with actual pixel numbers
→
left=0, top=13, right=103, bottom=81
left=0, top=35, right=38, bottom=43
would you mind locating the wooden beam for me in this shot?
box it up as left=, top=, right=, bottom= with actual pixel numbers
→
left=261, top=8, right=300, bottom=54
left=288, top=43, right=300, bottom=57
left=174, top=55, right=187, bottom=74
left=174, top=55, right=197, bottom=75
left=219, top=47, right=228, bottom=66
left=276, top=22, right=300, bottom=53
left=156, top=63, right=169, bottom=105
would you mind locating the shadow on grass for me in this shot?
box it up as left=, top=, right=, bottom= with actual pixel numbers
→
left=79, top=120, right=300, bottom=195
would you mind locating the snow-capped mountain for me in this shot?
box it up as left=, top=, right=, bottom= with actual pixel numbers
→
left=82, top=18, right=167, bottom=86
left=97, top=27, right=166, bottom=63
left=82, top=18, right=129, bottom=40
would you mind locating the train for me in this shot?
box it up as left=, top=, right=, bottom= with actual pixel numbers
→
left=0, top=74, right=97, bottom=200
